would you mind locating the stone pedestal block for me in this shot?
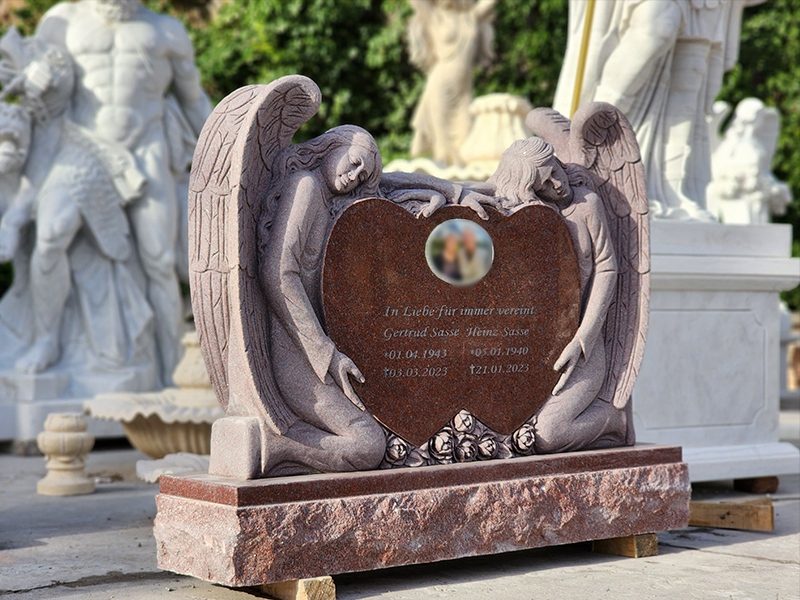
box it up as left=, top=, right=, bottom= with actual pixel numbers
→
left=154, top=445, right=689, bottom=587
left=634, top=221, right=800, bottom=481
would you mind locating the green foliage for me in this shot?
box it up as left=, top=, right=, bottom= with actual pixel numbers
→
left=477, top=0, right=568, bottom=108
left=184, top=0, right=568, bottom=160
left=186, top=0, right=422, bottom=160
left=3, top=0, right=59, bottom=35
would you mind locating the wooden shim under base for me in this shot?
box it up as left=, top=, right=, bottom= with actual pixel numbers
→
left=261, top=576, right=336, bottom=600
left=591, top=533, right=659, bottom=558
left=689, top=497, right=774, bottom=532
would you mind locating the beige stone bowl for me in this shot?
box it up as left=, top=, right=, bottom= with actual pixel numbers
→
left=84, top=331, right=223, bottom=459
left=85, top=388, right=222, bottom=458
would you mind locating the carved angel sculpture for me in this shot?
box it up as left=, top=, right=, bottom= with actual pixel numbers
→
left=487, top=102, right=649, bottom=452
left=191, top=76, right=392, bottom=478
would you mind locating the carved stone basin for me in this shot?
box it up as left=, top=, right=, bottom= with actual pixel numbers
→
left=84, top=331, right=223, bottom=458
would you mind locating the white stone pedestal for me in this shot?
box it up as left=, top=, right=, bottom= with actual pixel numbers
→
left=633, top=221, right=800, bottom=481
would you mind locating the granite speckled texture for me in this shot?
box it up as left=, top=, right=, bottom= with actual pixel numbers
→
left=323, top=201, right=580, bottom=446
left=155, top=445, right=689, bottom=587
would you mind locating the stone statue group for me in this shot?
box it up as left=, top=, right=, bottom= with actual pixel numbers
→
left=191, top=76, right=648, bottom=478
left=0, top=0, right=210, bottom=396
left=410, top=0, right=773, bottom=222
left=0, top=0, right=784, bottom=474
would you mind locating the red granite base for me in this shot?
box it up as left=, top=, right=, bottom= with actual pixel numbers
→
left=154, top=445, right=690, bottom=587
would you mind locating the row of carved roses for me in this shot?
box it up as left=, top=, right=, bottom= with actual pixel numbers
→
left=380, top=409, right=537, bottom=469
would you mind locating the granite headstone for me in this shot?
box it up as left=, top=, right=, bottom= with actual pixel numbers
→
left=323, top=200, right=580, bottom=446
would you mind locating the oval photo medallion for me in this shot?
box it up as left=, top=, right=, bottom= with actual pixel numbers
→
left=425, top=219, right=494, bottom=285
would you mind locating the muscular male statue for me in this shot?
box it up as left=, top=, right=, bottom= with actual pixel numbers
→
left=35, top=0, right=211, bottom=379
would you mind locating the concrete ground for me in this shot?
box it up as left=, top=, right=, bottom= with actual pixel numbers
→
left=1, top=420, right=798, bottom=600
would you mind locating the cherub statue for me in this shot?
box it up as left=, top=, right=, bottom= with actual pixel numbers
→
left=707, top=98, right=792, bottom=224
left=407, top=0, right=496, bottom=166
left=486, top=103, right=650, bottom=452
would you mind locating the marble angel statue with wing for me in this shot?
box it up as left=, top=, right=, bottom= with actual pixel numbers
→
left=480, top=102, right=650, bottom=453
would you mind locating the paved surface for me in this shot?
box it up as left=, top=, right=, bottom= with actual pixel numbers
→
left=1, top=431, right=798, bottom=599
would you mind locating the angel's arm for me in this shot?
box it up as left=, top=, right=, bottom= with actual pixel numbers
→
left=380, top=172, right=458, bottom=218
left=574, top=193, right=617, bottom=359
left=553, top=192, right=617, bottom=394
left=380, top=172, right=461, bottom=204
left=165, top=17, right=213, bottom=137
left=260, top=174, right=336, bottom=383
left=408, top=1, right=434, bottom=72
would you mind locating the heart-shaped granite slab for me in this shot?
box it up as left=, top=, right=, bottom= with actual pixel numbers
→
left=323, top=199, right=580, bottom=447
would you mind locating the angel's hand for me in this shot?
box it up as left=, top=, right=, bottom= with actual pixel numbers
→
left=418, top=193, right=446, bottom=219
left=460, top=190, right=504, bottom=220
left=328, top=349, right=367, bottom=410
left=0, top=225, right=20, bottom=263
left=552, top=338, right=583, bottom=395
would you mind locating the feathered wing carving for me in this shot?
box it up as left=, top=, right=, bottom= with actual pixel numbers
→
left=527, top=102, right=650, bottom=410
left=188, top=76, right=321, bottom=432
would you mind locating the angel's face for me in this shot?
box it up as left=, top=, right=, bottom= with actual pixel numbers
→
left=535, top=159, right=572, bottom=208
left=326, top=145, right=373, bottom=195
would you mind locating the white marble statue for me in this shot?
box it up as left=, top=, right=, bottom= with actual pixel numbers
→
left=707, top=98, right=792, bottom=224
left=408, top=0, right=496, bottom=167
left=384, top=92, right=533, bottom=182
left=0, top=29, right=160, bottom=392
left=554, top=0, right=764, bottom=220
left=34, top=0, right=212, bottom=380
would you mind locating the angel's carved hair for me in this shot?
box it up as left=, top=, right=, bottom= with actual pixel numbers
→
left=489, top=137, right=555, bottom=208
left=273, top=124, right=382, bottom=201
left=259, top=125, right=383, bottom=247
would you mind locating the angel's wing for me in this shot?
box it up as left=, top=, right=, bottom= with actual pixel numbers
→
left=189, top=76, right=321, bottom=433
left=527, top=103, right=649, bottom=410
left=570, top=102, right=649, bottom=409
left=525, top=107, right=573, bottom=162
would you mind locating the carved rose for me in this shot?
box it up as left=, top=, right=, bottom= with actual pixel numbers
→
left=454, top=433, right=478, bottom=462
left=511, top=423, right=536, bottom=455
left=477, top=432, right=498, bottom=460
left=452, top=409, right=475, bottom=433
left=429, top=429, right=454, bottom=464
left=385, top=434, right=409, bottom=466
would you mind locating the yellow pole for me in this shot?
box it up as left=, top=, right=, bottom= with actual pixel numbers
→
left=570, top=0, right=597, bottom=118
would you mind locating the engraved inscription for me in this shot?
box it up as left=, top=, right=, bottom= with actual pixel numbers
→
left=376, top=303, right=538, bottom=383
